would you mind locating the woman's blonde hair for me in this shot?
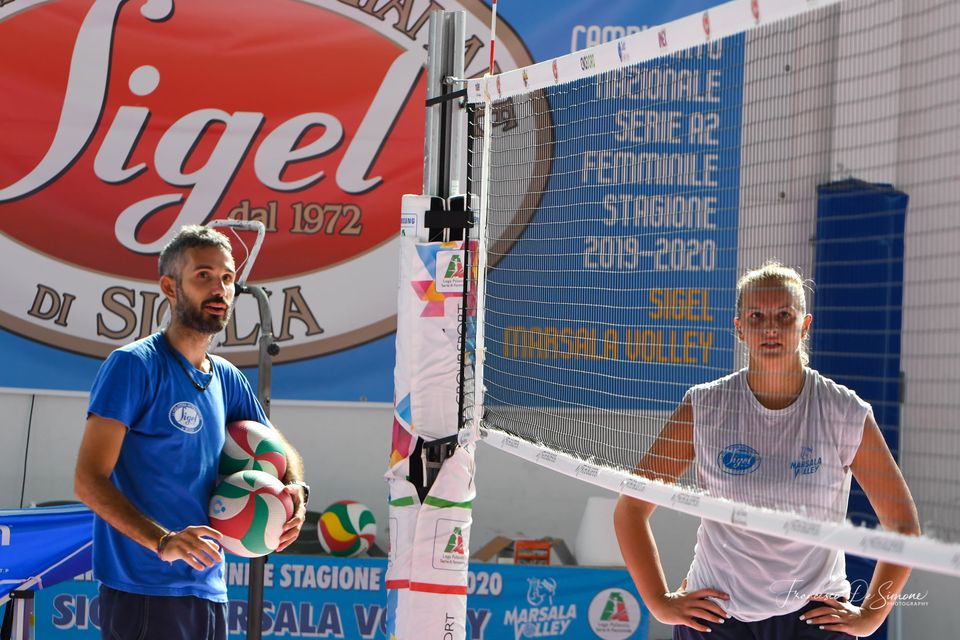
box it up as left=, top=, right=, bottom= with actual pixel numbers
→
left=735, top=261, right=812, bottom=365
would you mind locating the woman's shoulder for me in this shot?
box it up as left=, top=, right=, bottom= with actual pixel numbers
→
left=807, top=367, right=858, bottom=398
left=807, top=368, right=872, bottom=413
left=686, top=369, right=745, bottom=401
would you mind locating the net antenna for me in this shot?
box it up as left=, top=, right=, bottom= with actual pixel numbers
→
left=488, top=0, right=498, bottom=74
left=206, top=218, right=267, bottom=287
left=467, top=0, right=960, bottom=578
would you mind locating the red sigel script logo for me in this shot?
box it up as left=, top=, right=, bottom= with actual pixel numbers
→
left=0, top=0, right=540, bottom=364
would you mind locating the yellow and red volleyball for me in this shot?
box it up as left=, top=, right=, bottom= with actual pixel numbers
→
left=317, top=500, right=376, bottom=557
left=209, top=470, right=293, bottom=557
left=220, top=420, right=287, bottom=479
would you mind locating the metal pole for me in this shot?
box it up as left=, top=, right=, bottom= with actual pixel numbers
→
left=423, top=11, right=467, bottom=215
left=6, top=591, right=33, bottom=640
left=421, top=10, right=469, bottom=492
left=423, top=11, right=445, bottom=197
left=442, top=12, right=466, bottom=199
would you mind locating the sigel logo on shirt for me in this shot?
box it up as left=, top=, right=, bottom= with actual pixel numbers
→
left=718, top=443, right=761, bottom=475
left=168, top=402, right=203, bottom=434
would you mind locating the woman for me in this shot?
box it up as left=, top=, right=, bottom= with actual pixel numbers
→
left=614, top=262, right=920, bottom=639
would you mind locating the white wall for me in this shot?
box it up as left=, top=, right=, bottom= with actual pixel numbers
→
left=0, top=389, right=657, bottom=557
left=2, top=377, right=958, bottom=640
left=0, top=392, right=32, bottom=507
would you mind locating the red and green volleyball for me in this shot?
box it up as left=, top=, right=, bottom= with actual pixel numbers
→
left=317, top=500, right=377, bottom=557
left=209, top=470, right=293, bottom=557
left=220, top=420, right=287, bottom=479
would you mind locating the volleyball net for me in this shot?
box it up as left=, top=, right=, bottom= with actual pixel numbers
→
left=464, top=0, right=960, bottom=576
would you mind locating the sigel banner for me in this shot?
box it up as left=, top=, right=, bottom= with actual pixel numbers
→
left=0, top=0, right=727, bottom=401
left=35, top=555, right=649, bottom=639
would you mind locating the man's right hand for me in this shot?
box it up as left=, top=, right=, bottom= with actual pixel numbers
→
left=158, top=526, right=224, bottom=570
left=651, top=579, right=731, bottom=632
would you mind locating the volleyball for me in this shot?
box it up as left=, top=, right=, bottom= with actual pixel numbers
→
left=317, top=500, right=377, bottom=557
left=209, top=470, right=293, bottom=557
left=220, top=420, right=287, bottom=479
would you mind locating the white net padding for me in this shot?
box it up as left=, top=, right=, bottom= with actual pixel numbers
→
left=465, top=0, right=960, bottom=575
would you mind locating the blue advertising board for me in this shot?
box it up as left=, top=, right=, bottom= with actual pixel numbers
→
left=35, top=555, right=649, bottom=639
left=483, top=36, right=743, bottom=414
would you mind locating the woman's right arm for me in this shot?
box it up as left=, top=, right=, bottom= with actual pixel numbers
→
left=614, top=399, right=730, bottom=631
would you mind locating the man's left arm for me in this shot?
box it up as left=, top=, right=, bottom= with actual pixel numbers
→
left=228, top=365, right=308, bottom=551
left=274, top=428, right=307, bottom=552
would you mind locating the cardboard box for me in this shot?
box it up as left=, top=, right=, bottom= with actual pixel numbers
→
left=472, top=536, right=575, bottom=565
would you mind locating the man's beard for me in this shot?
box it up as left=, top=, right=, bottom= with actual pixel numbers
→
left=174, top=282, right=232, bottom=334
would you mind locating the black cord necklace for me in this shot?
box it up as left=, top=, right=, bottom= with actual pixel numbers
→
left=162, top=331, right=215, bottom=393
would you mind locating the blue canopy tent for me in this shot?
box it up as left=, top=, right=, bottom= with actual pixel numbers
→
left=0, top=505, right=93, bottom=640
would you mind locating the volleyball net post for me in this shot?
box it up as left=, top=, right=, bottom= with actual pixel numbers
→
left=385, top=10, right=477, bottom=640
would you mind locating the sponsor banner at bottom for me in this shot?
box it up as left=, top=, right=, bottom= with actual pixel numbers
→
left=35, top=555, right=648, bottom=639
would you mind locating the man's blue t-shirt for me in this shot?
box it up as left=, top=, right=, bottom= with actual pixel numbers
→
left=87, top=332, right=269, bottom=602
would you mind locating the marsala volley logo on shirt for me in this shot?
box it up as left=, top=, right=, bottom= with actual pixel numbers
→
left=0, top=0, right=547, bottom=366
left=790, top=446, right=823, bottom=477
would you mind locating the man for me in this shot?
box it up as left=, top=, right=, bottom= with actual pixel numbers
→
left=75, top=225, right=308, bottom=640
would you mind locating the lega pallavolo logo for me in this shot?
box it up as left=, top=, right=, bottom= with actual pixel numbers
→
left=588, top=588, right=642, bottom=639
left=444, top=527, right=466, bottom=555
left=433, top=519, right=468, bottom=571
left=718, top=443, right=761, bottom=475
left=436, top=250, right=466, bottom=294
left=169, top=402, right=203, bottom=433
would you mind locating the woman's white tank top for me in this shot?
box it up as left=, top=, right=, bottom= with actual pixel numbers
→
left=683, top=368, right=869, bottom=621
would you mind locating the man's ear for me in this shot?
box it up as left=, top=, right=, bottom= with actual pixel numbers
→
left=159, top=274, right=177, bottom=302
left=733, top=317, right=744, bottom=342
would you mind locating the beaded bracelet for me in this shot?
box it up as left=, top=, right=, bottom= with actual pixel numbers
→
left=156, top=530, right=176, bottom=559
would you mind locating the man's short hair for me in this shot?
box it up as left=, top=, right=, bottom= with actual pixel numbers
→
left=158, top=225, right=233, bottom=279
